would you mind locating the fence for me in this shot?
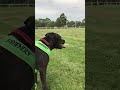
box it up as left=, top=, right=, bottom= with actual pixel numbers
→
left=0, top=4, right=34, bottom=7
left=35, top=26, right=85, bottom=29
left=86, top=2, right=120, bottom=6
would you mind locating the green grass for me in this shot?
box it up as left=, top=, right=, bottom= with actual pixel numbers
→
left=35, top=28, right=85, bottom=90
left=86, top=6, right=120, bottom=89
left=0, top=7, right=34, bottom=38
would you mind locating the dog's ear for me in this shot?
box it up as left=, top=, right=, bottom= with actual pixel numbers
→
left=45, top=32, right=61, bottom=40
left=24, top=16, right=35, bottom=29
left=45, top=33, right=48, bottom=36
left=45, top=32, right=54, bottom=38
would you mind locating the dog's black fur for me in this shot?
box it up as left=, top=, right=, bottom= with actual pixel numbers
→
left=0, top=16, right=35, bottom=90
left=35, top=32, right=65, bottom=90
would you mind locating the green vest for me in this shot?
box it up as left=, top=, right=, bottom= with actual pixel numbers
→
left=35, top=41, right=51, bottom=56
left=0, top=35, right=35, bottom=71
left=0, top=35, right=37, bottom=90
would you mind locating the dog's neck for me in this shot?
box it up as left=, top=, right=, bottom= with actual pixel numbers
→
left=40, top=38, right=53, bottom=50
left=9, top=26, right=35, bottom=52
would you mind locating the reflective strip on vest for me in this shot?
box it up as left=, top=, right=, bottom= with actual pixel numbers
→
left=35, top=41, right=50, bottom=56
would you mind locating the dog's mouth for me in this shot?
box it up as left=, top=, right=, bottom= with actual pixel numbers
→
left=60, top=39, right=65, bottom=48
left=61, top=44, right=65, bottom=48
left=54, top=40, right=65, bottom=49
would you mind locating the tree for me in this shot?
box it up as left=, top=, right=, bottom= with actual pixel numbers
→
left=76, top=21, right=81, bottom=28
left=81, top=19, right=85, bottom=27
left=67, top=21, right=75, bottom=27
left=35, top=18, right=52, bottom=27
left=44, top=18, right=51, bottom=26
left=47, top=21, right=55, bottom=27
left=56, top=13, right=67, bottom=27
left=35, top=19, right=40, bottom=27
left=35, top=19, right=43, bottom=27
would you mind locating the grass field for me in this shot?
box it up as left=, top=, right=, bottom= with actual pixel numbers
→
left=86, top=6, right=120, bottom=89
left=35, top=28, right=85, bottom=90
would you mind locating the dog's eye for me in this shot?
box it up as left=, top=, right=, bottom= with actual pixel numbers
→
left=59, top=36, right=61, bottom=38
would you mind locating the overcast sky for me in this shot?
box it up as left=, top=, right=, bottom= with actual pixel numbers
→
left=35, top=0, right=85, bottom=21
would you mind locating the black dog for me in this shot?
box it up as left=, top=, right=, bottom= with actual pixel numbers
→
left=35, top=32, right=65, bottom=90
left=0, top=16, right=35, bottom=90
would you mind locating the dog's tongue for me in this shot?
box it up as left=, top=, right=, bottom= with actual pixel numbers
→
left=61, top=44, right=65, bottom=48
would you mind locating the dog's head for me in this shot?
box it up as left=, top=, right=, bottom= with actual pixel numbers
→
left=45, top=32, right=65, bottom=49
left=8, top=16, right=35, bottom=52
left=22, top=16, right=35, bottom=41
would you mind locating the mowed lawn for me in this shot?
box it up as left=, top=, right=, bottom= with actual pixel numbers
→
left=86, top=6, right=120, bottom=89
left=35, top=28, right=85, bottom=90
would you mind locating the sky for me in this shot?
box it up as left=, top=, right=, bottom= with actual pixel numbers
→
left=35, top=0, right=85, bottom=21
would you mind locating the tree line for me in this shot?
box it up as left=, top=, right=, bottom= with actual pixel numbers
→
left=35, top=13, right=85, bottom=28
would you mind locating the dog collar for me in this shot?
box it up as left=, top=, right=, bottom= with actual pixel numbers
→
left=40, top=38, right=53, bottom=50
left=11, top=30, right=34, bottom=52
left=35, top=41, right=51, bottom=56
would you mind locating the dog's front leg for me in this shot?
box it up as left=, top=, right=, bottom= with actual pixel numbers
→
left=40, top=67, right=49, bottom=90
left=38, top=58, right=49, bottom=90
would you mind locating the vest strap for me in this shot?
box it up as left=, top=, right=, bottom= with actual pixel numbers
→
left=35, top=41, right=50, bottom=56
left=0, top=35, right=35, bottom=72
